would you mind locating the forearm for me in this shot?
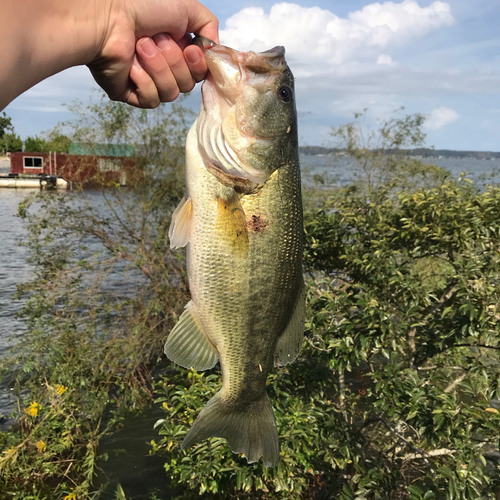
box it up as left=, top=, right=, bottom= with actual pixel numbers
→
left=0, top=0, right=109, bottom=110
left=1, top=0, right=219, bottom=111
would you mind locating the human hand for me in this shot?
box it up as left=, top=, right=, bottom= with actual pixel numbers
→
left=88, top=0, right=219, bottom=108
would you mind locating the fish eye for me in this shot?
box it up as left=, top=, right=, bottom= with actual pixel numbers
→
left=278, top=86, right=293, bottom=103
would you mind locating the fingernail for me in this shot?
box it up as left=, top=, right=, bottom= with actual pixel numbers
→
left=139, top=38, right=157, bottom=57
left=185, top=49, right=201, bottom=65
left=154, top=33, right=172, bottom=50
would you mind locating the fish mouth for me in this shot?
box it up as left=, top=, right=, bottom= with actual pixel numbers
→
left=193, top=36, right=286, bottom=108
left=193, top=36, right=286, bottom=73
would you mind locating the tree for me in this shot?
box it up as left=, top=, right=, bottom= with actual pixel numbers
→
left=0, top=111, right=13, bottom=137
left=0, top=132, right=23, bottom=152
left=331, top=108, right=448, bottom=196
left=24, top=133, right=72, bottom=153
left=24, top=135, right=49, bottom=152
left=0, top=112, right=22, bottom=153
left=45, top=132, right=72, bottom=153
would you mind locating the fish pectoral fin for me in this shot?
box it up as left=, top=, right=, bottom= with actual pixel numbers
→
left=168, top=196, right=193, bottom=249
left=182, top=391, right=279, bottom=468
left=274, top=282, right=306, bottom=367
left=216, top=193, right=249, bottom=250
left=165, top=301, right=219, bottom=371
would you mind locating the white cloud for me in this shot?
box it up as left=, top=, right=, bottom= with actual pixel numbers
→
left=424, top=107, right=459, bottom=130
left=377, top=54, right=396, bottom=65
left=218, top=2, right=500, bottom=147
left=220, top=1, right=454, bottom=68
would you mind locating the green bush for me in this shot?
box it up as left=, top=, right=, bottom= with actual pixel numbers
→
left=152, top=366, right=349, bottom=499
left=152, top=176, right=500, bottom=499
left=0, top=383, right=103, bottom=499
left=302, top=178, right=500, bottom=499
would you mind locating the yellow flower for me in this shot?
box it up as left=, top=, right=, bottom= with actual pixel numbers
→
left=162, top=402, right=170, bottom=411
left=55, top=384, right=68, bottom=395
left=3, top=446, right=16, bottom=455
left=24, top=401, right=41, bottom=417
left=63, top=494, right=77, bottom=500
left=36, top=440, right=46, bottom=453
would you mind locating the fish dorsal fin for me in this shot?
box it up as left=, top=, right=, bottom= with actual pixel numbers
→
left=165, top=301, right=219, bottom=371
left=274, top=282, right=306, bottom=367
left=168, top=196, right=193, bottom=249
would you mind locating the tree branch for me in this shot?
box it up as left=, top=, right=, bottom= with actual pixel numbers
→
left=444, top=373, right=467, bottom=393
left=404, top=448, right=455, bottom=460
left=454, top=343, right=500, bottom=351
left=362, top=416, right=437, bottom=478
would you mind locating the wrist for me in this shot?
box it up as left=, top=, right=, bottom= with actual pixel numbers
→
left=33, top=0, right=112, bottom=71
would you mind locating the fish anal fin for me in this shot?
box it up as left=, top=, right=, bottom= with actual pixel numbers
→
left=182, top=391, right=279, bottom=467
left=168, top=196, right=193, bottom=249
left=274, top=282, right=306, bottom=367
left=165, top=301, right=218, bottom=371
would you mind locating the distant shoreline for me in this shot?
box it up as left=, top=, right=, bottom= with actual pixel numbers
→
left=299, top=146, right=500, bottom=160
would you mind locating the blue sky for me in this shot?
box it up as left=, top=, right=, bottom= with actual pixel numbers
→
left=4, top=0, right=500, bottom=151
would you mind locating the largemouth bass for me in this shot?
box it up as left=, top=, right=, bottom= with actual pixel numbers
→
left=166, top=37, right=304, bottom=467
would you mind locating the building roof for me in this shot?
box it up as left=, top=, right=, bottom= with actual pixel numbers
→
left=68, top=143, right=135, bottom=157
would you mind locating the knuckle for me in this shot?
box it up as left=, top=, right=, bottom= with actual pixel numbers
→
left=178, top=80, right=195, bottom=94
left=142, top=92, right=161, bottom=108
left=167, top=56, right=185, bottom=74
left=154, top=64, right=175, bottom=81
left=110, top=88, right=130, bottom=103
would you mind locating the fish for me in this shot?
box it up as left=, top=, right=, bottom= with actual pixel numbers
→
left=165, top=37, right=304, bottom=468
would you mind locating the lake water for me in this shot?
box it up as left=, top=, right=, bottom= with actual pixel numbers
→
left=300, top=154, right=500, bottom=188
left=0, top=189, right=35, bottom=413
left=1, top=154, right=499, bottom=497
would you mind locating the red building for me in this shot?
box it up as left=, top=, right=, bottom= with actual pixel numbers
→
left=10, top=152, right=137, bottom=186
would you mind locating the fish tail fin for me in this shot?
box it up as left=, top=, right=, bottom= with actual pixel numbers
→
left=181, top=390, right=279, bottom=467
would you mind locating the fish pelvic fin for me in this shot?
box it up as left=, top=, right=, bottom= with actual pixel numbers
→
left=165, top=301, right=219, bottom=371
left=182, top=391, right=279, bottom=468
left=168, top=196, right=192, bottom=249
left=274, top=281, right=306, bottom=367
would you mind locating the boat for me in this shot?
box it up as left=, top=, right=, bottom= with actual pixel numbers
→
left=0, top=173, right=68, bottom=189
